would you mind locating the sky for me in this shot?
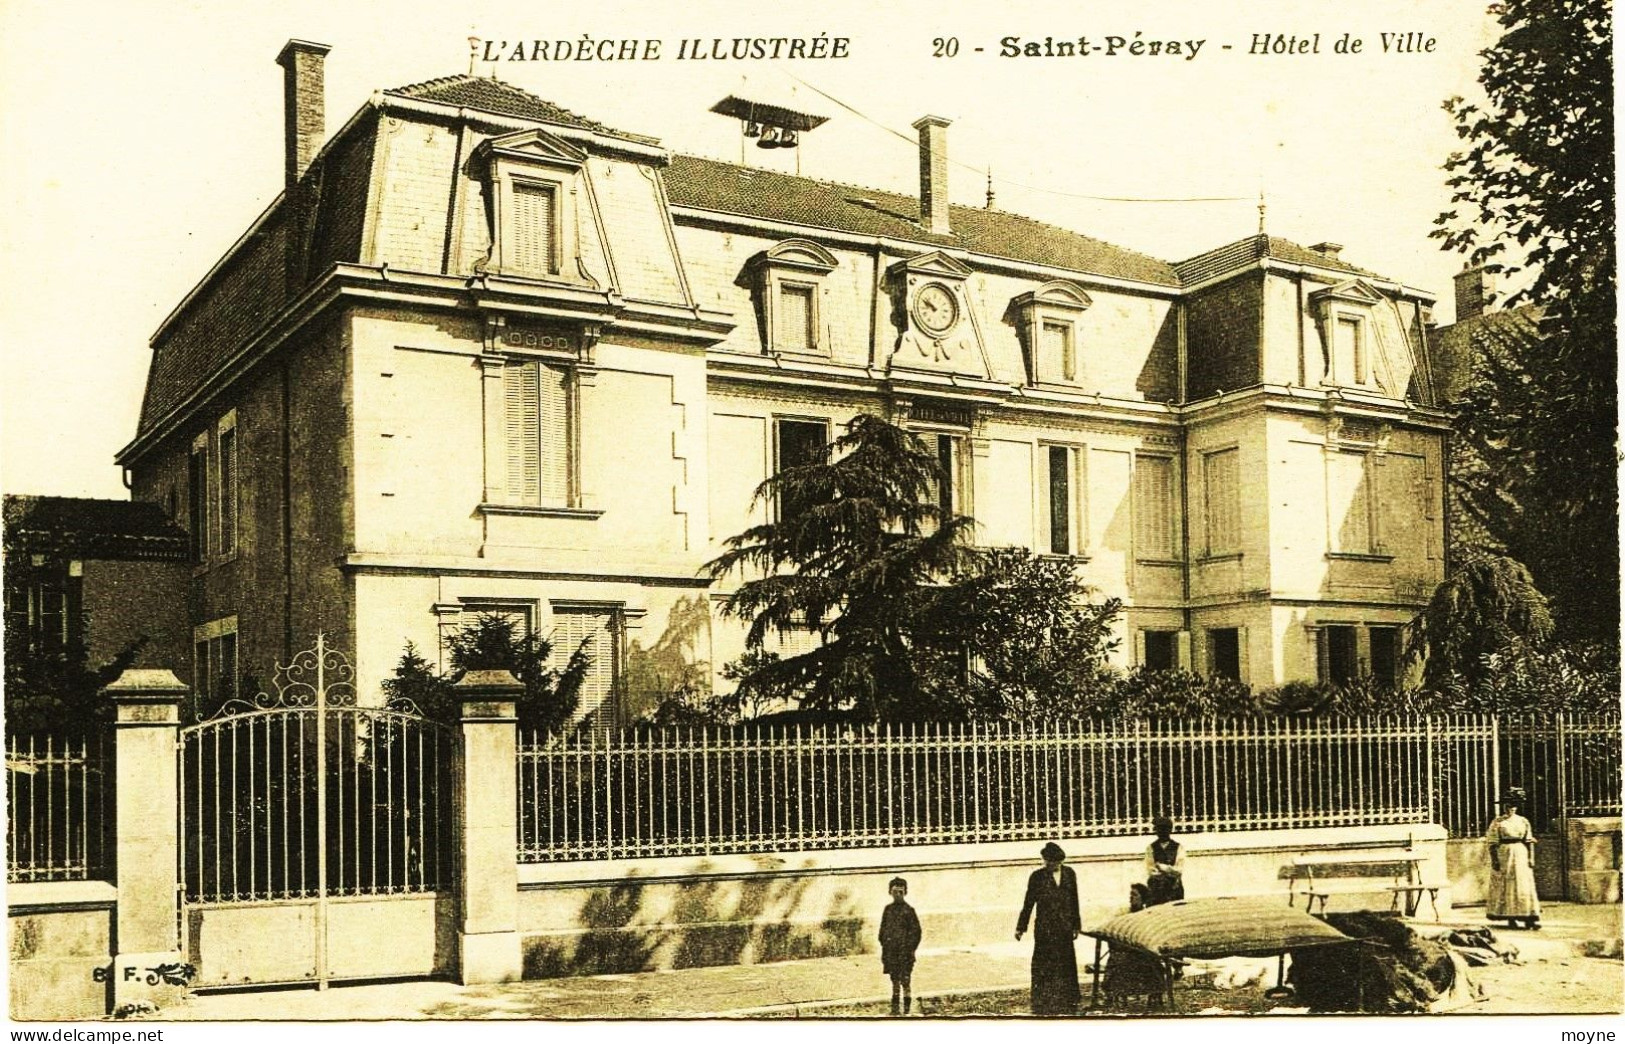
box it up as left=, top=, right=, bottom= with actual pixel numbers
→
left=0, top=0, right=1502, bottom=499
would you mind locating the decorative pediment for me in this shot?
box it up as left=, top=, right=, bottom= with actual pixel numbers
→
left=1308, top=279, right=1386, bottom=307
left=887, top=250, right=974, bottom=283
left=475, top=128, right=589, bottom=169
left=746, top=238, right=838, bottom=277
left=1011, top=280, right=1093, bottom=314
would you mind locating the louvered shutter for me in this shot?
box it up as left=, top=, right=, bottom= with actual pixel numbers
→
left=555, top=610, right=617, bottom=729
left=776, top=285, right=812, bottom=352
left=539, top=364, right=570, bottom=504
left=1205, top=448, right=1239, bottom=554
left=510, top=184, right=555, bottom=276
left=504, top=362, right=541, bottom=503
left=1135, top=456, right=1175, bottom=559
left=219, top=427, right=238, bottom=555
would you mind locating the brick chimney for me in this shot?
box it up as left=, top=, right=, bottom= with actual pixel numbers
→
left=1309, top=241, right=1344, bottom=260
left=1454, top=265, right=1494, bottom=320
left=276, top=39, right=332, bottom=193
left=912, top=115, right=951, bottom=236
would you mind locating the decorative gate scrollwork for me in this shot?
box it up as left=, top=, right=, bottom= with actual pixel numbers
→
left=178, top=634, right=459, bottom=987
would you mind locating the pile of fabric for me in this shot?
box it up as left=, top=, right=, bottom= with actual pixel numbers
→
left=1288, top=912, right=1470, bottom=1013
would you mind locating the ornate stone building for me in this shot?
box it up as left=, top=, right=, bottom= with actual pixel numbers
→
left=118, top=41, right=1448, bottom=718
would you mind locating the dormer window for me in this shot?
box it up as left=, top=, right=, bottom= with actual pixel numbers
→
left=1012, top=281, right=1093, bottom=386
left=476, top=129, right=587, bottom=282
left=747, top=239, right=838, bottom=356
left=1308, top=279, right=1420, bottom=395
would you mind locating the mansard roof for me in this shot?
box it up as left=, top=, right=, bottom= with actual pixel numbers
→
left=3, top=495, right=190, bottom=561
left=1172, top=234, right=1385, bottom=287
left=384, top=75, right=652, bottom=141
left=664, top=154, right=1182, bottom=288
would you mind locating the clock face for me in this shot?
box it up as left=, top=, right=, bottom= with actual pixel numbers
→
left=913, top=283, right=958, bottom=335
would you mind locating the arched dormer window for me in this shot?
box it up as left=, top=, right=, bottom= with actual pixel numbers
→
left=1308, top=279, right=1418, bottom=396
left=746, top=239, right=838, bottom=356
left=1011, top=280, right=1093, bottom=386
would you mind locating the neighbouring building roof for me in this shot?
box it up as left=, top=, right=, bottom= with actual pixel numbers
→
left=384, top=75, right=652, bottom=142
left=664, top=154, right=1182, bottom=288
left=1172, top=234, right=1383, bottom=286
left=1430, top=303, right=1545, bottom=401
left=3, top=495, right=190, bottom=561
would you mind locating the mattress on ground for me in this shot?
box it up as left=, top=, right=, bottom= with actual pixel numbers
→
left=1089, top=896, right=1354, bottom=960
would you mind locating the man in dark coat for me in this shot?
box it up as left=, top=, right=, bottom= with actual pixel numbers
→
left=1015, top=840, right=1082, bottom=1015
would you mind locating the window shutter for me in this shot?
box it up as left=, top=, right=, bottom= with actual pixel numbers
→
left=1205, top=449, right=1240, bottom=554
left=510, top=184, right=555, bottom=276
left=776, top=285, right=813, bottom=353
left=1041, top=321, right=1074, bottom=382
left=1176, top=630, right=1192, bottom=670
left=539, top=365, right=570, bottom=504
left=1134, top=456, right=1175, bottom=559
left=555, top=610, right=617, bottom=729
left=219, top=427, right=238, bottom=555
left=504, top=362, right=541, bottom=503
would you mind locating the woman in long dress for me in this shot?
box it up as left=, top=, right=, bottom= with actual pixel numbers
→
left=1015, top=841, right=1082, bottom=1015
left=1486, top=791, right=1541, bottom=930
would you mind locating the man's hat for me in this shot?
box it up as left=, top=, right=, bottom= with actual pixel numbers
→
left=1040, top=841, right=1066, bottom=861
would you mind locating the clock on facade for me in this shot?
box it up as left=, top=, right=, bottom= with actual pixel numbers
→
left=912, top=282, right=959, bottom=336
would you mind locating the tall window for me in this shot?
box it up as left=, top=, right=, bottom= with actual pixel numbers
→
left=919, top=433, right=964, bottom=517
left=774, top=418, right=829, bottom=520
left=194, top=622, right=239, bottom=705
left=1134, top=455, right=1177, bottom=560
left=217, top=423, right=238, bottom=556
left=774, top=284, right=815, bottom=353
left=1204, top=447, right=1240, bottom=556
left=1369, top=626, right=1400, bottom=688
left=1040, top=320, right=1075, bottom=382
left=189, top=441, right=209, bottom=559
left=1317, top=625, right=1359, bottom=686
left=1328, top=451, right=1375, bottom=554
left=1336, top=316, right=1365, bottom=384
left=1046, top=446, right=1081, bottom=555
left=1209, top=628, right=1241, bottom=681
left=509, top=182, right=557, bottom=277
left=502, top=361, right=571, bottom=505
left=554, top=608, right=620, bottom=731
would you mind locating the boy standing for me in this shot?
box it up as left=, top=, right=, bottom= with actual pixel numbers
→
left=879, top=876, right=922, bottom=1015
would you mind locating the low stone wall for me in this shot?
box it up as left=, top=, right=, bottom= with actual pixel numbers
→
left=516, top=823, right=1449, bottom=977
left=1568, top=817, right=1622, bottom=903
left=9, top=882, right=116, bottom=1020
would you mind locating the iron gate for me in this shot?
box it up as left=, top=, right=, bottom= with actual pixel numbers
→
left=178, top=635, right=459, bottom=988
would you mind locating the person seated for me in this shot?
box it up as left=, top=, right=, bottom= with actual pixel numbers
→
left=1144, top=816, right=1185, bottom=906
left=1103, top=884, right=1166, bottom=1010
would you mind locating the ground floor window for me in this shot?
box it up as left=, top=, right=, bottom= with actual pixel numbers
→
left=553, top=606, right=622, bottom=731
left=1142, top=630, right=1178, bottom=672
left=1208, top=628, right=1241, bottom=681
left=1317, top=625, right=1360, bottom=686
left=1369, top=626, right=1401, bottom=688
left=193, top=618, right=239, bottom=707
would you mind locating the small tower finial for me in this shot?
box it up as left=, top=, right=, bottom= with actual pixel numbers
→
left=1258, top=190, right=1267, bottom=235
left=985, top=170, right=996, bottom=210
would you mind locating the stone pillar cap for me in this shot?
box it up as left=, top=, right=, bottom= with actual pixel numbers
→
left=452, top=669, right=525, bottom=694
left=102, top=669, right=189, bottom=699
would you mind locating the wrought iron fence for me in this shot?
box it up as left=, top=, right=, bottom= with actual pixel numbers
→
left=518, top=716, right=1452, bottom=863
left=6, top=733, right=113, bottom=883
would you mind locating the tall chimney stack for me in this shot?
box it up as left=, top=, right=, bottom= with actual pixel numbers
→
left=277, top=39, right=332, bottom=193
left=1454, top=265, right=1494, bottom=320
left=912, top=115, right=951, bottom=236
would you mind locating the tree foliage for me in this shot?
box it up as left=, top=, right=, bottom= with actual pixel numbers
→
left=708, top=415, right=1130, bottom=723
left=382, top=613, right=589, bottom=733
left=3, top=577, right=144, bottom=737
left=706, top=413, right=981, bottom=721
left=1406, top=554, right=1554, bottom=692
left=1434, top=0, right=1618, bottom=639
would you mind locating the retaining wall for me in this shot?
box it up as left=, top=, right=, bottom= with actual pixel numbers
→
left=516, top=823, right=1449, bottom=977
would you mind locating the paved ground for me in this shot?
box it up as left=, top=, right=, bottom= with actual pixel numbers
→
left=156, top=903, right=1622, bottom=1021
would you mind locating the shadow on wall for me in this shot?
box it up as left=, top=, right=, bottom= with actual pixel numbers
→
left=523, top=862, right=867, bottom=978
left=620, top=595, right=712, bottom=722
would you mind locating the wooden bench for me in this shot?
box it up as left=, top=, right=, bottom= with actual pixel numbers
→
left=1283, top=840, right=1441, bottom=921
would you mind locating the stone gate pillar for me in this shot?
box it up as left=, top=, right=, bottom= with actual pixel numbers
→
left=453, top=669, right=524, bottom=983
left=104, top=669, right=189, bottom=1011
